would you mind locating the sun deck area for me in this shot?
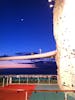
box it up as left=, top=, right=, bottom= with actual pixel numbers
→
left=0, top=75, right=75, bottom=100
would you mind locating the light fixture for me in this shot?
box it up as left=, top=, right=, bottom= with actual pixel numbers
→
left=48, top=0, right=52, bottom=2
left=49, top=4, right=54, bottom=8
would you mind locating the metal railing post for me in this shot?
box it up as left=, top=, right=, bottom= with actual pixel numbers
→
left=25, top=91, right=28, bottom=100
left=3, top=77, right=5, bottom=87
left=6, top=76, right=8, bottom=86
left=64, top=93, right=68, bottom=100
left=9, top=76, right=12, bottom=84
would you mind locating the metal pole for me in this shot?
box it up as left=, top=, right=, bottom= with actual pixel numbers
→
left=6, top=76, right=8, bottom=86
left=19, top=76, right=20, bottom=84
left=3, top=77, right=5, bottom=87
left=64, top=93, right=68, bottom=100
left=9, top=76, right=12, bottom=84
left=27, top=76, right=28, bottom=85
left=25, top=91, right=28, bottom=100
left=49, top=76, right=50, bottom=84
left=38, top=76, right=40, bottom=85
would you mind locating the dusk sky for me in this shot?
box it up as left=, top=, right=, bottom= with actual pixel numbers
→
left=0, top=0, right=56, bottom=56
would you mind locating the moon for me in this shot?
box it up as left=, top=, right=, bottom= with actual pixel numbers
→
left=21, top=18, right=24, bottom=22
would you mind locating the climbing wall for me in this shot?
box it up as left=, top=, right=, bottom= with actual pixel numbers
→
left=53, top=0, right=75, bottom=90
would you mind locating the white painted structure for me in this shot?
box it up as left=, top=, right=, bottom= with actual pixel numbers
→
left=53, top=0, right=75, bottom=90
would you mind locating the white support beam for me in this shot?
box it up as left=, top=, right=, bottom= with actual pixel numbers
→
left=0, top=51, right=57, bottom=61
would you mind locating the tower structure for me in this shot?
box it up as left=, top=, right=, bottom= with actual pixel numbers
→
left=53, top=0, right=75, bottom=90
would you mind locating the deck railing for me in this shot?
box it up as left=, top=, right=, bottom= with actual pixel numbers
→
left=0, top=75, right=57, bottom=86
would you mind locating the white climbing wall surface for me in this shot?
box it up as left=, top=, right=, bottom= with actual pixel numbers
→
left=53, top=0, right=75, bottom=90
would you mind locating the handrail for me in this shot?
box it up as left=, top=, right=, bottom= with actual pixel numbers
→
left=0, top=88, right=75, bottom=93
left=0, top=50, right=57, bottom=61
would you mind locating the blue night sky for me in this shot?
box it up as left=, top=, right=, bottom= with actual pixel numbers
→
left=0, top=0, right=56, bottom=56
